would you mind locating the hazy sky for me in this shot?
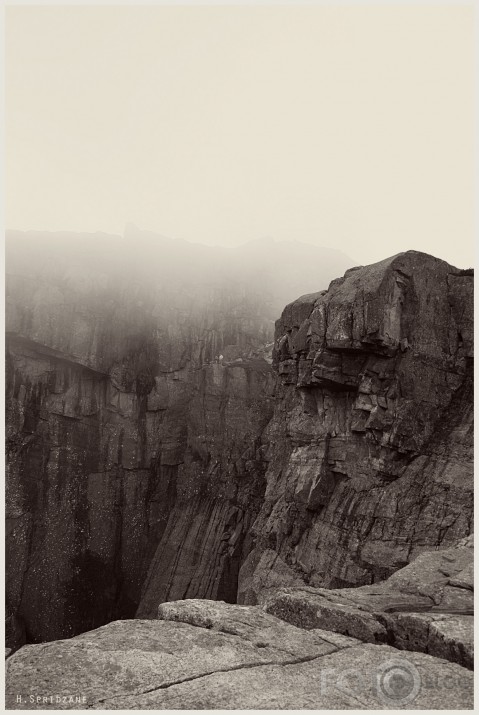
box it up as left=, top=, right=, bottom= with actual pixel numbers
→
left=6, top=4, right=474, bottom=267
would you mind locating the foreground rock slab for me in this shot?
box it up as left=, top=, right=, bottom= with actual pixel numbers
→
left=5, top=602, right=473, bottom=709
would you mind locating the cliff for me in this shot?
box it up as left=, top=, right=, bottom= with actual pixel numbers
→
left=5, top=243, right=474, bottom=708
left=5, top=229, right=353, bottom=644
left=238, top=251, right=473, bottom=603
left=6, top=237, right=473, bottom=647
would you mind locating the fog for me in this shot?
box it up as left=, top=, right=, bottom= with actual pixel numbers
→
left=6, top=5, right=474, bottom=268
left=5, top=227, right=355, bottom=321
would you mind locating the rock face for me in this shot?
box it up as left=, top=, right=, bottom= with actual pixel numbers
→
left=5, top=229, right=353, bottom=644
left=5, top=599, right=473, bottom=709
left=239, top=252, right=473, bottom=603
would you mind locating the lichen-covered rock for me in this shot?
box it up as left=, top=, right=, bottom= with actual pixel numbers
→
left=240, top=251, right=473, bottom=602
left=5, top=603, right=473, bottom=709
left=157, top=598, right=341, bottom=657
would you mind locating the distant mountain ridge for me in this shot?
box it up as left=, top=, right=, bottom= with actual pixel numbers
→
left=6, top=227, right=356, bottom=316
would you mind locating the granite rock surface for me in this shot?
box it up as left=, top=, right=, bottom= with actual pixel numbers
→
left=5, top=599, right=473, bottom=709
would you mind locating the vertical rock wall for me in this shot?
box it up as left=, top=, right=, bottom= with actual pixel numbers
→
left=239, top=252, right=473, bottom=603
left=5, top=232, right=277, bottom=643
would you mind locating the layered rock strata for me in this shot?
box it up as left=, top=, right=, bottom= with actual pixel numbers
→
left=239, top=252, right=473, bottom=603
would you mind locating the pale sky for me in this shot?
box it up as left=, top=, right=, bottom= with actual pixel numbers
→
left=5, top=4, right=474, bottom=267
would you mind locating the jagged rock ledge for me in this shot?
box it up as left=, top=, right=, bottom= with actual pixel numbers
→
left=265, top=535, right=474, bottom=670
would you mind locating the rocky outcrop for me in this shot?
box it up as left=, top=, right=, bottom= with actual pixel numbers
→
left=239, top=252, right=473, bottom=603
left=5, top=599, right=473, bottom=709
left=265, top=536, right=474, bottom=669
left=5, top=229, right=353, bottom=643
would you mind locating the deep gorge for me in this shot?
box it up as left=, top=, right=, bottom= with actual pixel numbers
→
left=5, top=231, right=473, bottom=651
